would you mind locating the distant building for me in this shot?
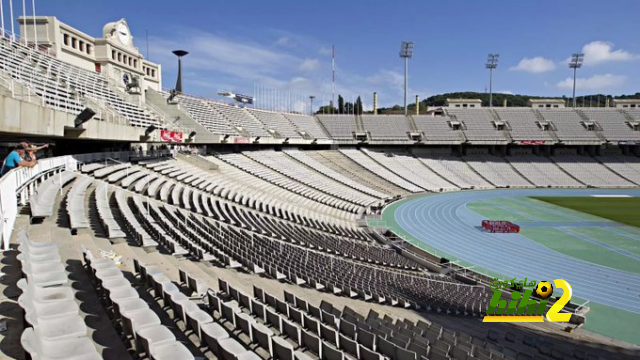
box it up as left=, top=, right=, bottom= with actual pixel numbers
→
left=17, top=16, right=162, bottom=95
left=528, top=99, right=565, bottom=109
left=445, top=99, right=482, bottom=108
left=612, top=99, right=640, bottom=109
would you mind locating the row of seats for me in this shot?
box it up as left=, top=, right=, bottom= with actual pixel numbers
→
left=30, top=170, right=76, bottom=219
left=17, top=230, right=101, bottom=359
left=1, top=37, right=163, bottom=128
left=83, top=250, right=195, bottom=359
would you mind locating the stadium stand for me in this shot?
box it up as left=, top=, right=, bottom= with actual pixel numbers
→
left=170, top=92, right=239, bottom=136
left=362, top=149, right=457, bottom=192
left=552, top=155, right=636, bottom=187
left=247, top=109, right=302, bottom=139
left=412, top=115, right=465, bottom=143
left=361, top=115, right=412, bottom=142
left=317, top=115, right=359, bottom=140
left=4, top=14, right=640, bottom=360
left=339, top=148, right=424, bottom=192
left=0, top=37, right=164, bottom=128
left=209, top=102, right=271, bottom=138
left=537, top=109, right=601, bottom=143
left=446, top=108, right=508, bottom=143
left=580, top=109, right=640, bottom=142
left=494, top=108, right=554, bottom=142
left=463, top=154, right=534, bottom=188
left=506, top=155, right=585, bottom=188
left=415, top=154, right=494, bottom=189
left=284, top=113, right=331, bottom=140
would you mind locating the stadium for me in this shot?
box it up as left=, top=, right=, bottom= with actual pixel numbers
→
left=0, top=3, right=639, bottom=360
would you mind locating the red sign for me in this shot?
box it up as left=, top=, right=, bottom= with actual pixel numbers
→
left=161, top=130, right=173, bottom=142
left=519, top=140, right=547, bottom=145
left=171, top=131, right=183, bottom=143
left=234, top=137, right=250, bottom=144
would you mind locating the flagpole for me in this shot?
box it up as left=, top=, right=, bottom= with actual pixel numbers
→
left=9, top=0, right=15, bottom=40
left=31, top=0, right=36, bottom=48
left=331, top=45, right=335, bottom=111
left=0, top=1, right=5, bottom=38
left=21, top=0, right=26, bottom=45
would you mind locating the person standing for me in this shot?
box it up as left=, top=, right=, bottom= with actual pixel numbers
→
left=1, top=144, right=38, bottom=176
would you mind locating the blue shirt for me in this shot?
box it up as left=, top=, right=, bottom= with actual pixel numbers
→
left=1, top=151, right=24, bottom=176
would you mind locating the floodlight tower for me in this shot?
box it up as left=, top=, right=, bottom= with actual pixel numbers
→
left=309, top=95, right=315, bottom=115
left=399, top=41, right=414, bottom=116
left=569, top=53, right=584, bottom=108
left=485, top=54, right=499, bottom=108
left=172, top=50, right=189, bottom=93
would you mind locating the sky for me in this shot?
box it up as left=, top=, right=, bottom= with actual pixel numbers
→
left=7, top=0, right=640, bottom=110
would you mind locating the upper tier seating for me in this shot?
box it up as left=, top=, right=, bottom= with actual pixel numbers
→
left=284, top=114, right=330, bottom=140
left=361, top=115, right=412, bottom=141
left=413, top=115, right=464, bottom=143
left=446, top=109, right=508, bottom=143
left=208, top=102, right=271, bottom=137
left=247, top=109, right=301, bottom=138
left=0, top=37, right=162, bottom=128
left=580, top=109, right=640, bottom=142
left=537, top=109, right=600, bottom=142
left=317, top=115, right=358, bottom=140
left=172, top=93, right=239, bottom=135
left=494, top=108, right=553, bottom=141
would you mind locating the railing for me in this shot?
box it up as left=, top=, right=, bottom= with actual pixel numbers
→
left=0, top=151, right=172, bottom=250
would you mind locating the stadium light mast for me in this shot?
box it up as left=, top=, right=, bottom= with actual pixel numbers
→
left=569, top=53, right=584, bottom=108
left=485, top=54, right=499, bottom=108
left=399, top=41, right=414, bottom=116
left=172, top=50, right=188, bottom=93
left=309, top=95, right=315, bottom=115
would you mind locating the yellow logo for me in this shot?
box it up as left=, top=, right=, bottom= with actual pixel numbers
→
left=483, top=279, right=572, bottom=323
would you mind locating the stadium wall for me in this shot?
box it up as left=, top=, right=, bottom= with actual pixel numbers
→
left=0, top=93, right=161, bottom=142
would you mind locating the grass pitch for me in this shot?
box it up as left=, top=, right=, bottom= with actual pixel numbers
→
left=531, top=197, right=640, bottom=228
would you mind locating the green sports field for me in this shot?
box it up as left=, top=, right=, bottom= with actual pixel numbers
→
left=531, top=196, right=640, bottom=228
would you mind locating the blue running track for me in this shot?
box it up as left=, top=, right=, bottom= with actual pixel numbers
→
left=393, top=188, right=640, bottom=314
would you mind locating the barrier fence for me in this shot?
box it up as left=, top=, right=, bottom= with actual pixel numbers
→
left=0, top=151, right=170, bottom=250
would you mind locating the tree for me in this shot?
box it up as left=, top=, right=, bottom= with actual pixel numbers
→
left=338, top=95, right=345, bottom=114
left=316, top=101, right=337, bottom=114
left=355, top=96, right=363, bottom=115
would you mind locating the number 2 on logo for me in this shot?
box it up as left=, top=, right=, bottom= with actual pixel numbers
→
left=546, top=279, right=573, bottom=322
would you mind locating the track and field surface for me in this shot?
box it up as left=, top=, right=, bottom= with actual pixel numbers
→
left=377, top=189, right=640, bottom=345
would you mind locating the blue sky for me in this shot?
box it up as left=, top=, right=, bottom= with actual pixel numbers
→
left=13, top=0, right=640, bottom=109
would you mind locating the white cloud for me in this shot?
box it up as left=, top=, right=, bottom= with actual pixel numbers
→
left=274, top=36, right=291, bottom=47
left=298, top=58, right=320, bottom=72
left=510, top=57, right=556, bottom=73
left=578, top=41, right=639, bottom=66
left=556, top=74, right=626, bottom=90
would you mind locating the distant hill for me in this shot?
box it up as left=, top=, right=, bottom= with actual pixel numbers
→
left=370, top=92, right=640, bottom=115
